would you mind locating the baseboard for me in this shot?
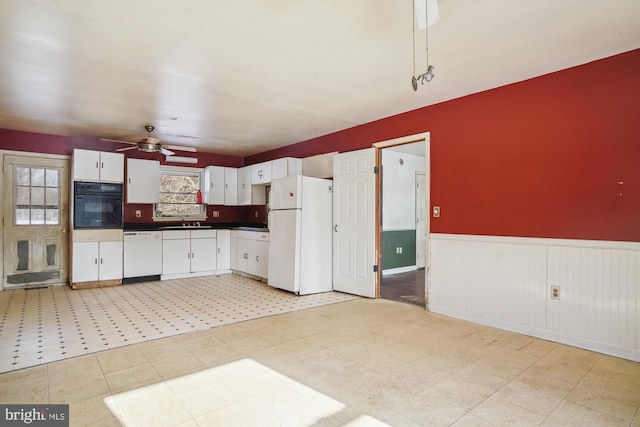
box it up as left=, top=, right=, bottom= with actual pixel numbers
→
left=382, top=266, right=418, bottom=276
left=428, top=304, right=640, bottom=362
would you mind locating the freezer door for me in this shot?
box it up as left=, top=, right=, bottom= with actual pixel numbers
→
left=270, top=175, right=302, bottom=210
left=267, top=209, right=301, bottom=293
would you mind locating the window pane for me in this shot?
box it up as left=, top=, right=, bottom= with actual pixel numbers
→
left=16, top=186, right=30, bottom=205
left=31, top=187, right=45, bottom=205
left=46, top=188, right=59, bottom=206
left=46, top=169, right=59, bottom=187
left=16, top=209, right=30, bottom=225
left=31, top=209, right=45, bottom=224
left=31, top=168, right=45, bottom=186
left=17, top=240, right=29, bottom=270
left=46, top=243, right=57, bottom=266
left=15, top=167, right=30, bottom=185
left=46, top=208, right=59, bottom=224
left=159, top=193, right=197, bottom=204
left=158, top=203, right=202, bottom=217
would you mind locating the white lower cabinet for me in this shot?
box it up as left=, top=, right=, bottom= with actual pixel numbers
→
left=191, top=233, right=217, bottom=273
left=162, top=235, right=191, bottom=275
left=162, top=229, right=231, bottom=278
left=234, top=230, right=269, bottom=279
left=72, top=241, right=123, bottom=283
left=216, top=230, right=231, bottom=270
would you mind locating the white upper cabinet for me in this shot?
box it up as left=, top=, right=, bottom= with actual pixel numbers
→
left=237, top=166, right=252, bottom=205
left=126, top=158, right=160, bottom=203
left=203, top=165, right=225, bottom=205
left=73, top=149, right=124, bottom=182
left=251, top=161, right=272, bottom=185
left=224, top=168, right=238, bottom=206
left=271, top=157, right=302, bottom=180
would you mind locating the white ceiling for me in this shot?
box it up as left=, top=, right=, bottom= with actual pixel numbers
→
left=0, top=1, right=638, bottom=157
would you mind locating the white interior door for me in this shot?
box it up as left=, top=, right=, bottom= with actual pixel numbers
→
left=333, top=148, right=376, bottom=298
left=416, top=172, right=427, bottom=268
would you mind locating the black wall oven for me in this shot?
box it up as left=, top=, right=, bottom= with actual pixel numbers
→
left=73, top=182, right=123, bottom=229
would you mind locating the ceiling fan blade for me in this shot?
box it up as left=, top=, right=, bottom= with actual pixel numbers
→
left=164, top=144, right=196, bottom=152
left=161, top=147, right=175, bottom=156
left=100, top=138, right=136, bottom=145
left=116, top=146, right=137, bottom=152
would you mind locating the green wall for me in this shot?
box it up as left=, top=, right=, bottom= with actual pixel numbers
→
left=381, top=230, right=416, bottom=270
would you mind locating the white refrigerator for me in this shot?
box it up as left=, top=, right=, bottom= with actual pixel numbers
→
left=268, top=175, right=333, bottom=295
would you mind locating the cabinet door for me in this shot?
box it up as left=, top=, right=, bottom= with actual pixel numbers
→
left=72, top=241, right=99, bottom=282
left=216, top=230, right=231, bottom=270
left=271, top=158, right=301, bottom=181
left=251, top=161, right=272, bottom=185
left=163, top=239, right=191, bottom=275
left=191, top=237, right=216, bottom=272
left=236, top=238, right=249, bottom=272
left=257, top=240, right=269, bottom=279
left=127, top=158, right=160, bottom=203
left=224, top=168, right=238, bottom=206
left=245, top=239, right=258, bottom=276
left=237, top=167, right=252, bottom=206
left=73, top=149, right=100, bottom=181
left=230, top=230, right=237, bottom=270
left=204, top=166, right=225, bottom=205
left=99, top=152, right=125, bottom=183
left=99, top=241, right=123, bottom=281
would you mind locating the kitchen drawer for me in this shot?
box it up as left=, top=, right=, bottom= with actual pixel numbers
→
left=163, top=230, right=190, bottom=240
left=257, top=232, right=269, bottom=242
left=190, top=229, right=217, bottom=239
left=237, top=230, right=258, bottom=240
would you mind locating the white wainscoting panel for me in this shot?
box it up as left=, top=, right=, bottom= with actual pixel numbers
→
left=430, top=237, right=547, bottom=330
left=547, top=245, right=640, bottom=350
left=429, top=234, right=640, bottom=361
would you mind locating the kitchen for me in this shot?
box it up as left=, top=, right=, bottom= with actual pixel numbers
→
left=66, top=148, right=336, bottom=293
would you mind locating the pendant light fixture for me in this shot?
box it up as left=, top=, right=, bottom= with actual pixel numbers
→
left=412, top=0, right=439, bottom=91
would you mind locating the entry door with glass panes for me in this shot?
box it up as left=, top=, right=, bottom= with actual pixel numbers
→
left=3, top=155, right=69, bottom=289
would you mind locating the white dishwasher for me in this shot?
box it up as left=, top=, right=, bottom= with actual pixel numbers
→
left=123, top=231, right=163, bottom=280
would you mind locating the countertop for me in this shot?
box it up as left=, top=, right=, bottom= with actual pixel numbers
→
left=123, top=222, right=268, bottom=232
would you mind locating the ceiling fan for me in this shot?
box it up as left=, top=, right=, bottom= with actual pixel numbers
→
left=100, top=125, right=196, bottom=156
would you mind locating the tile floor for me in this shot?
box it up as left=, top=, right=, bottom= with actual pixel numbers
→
left=0, top=274, right=357, bottom=373
left=1, top=276, right=640, bottom=426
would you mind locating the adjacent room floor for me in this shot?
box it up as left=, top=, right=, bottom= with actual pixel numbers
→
left=1, top=276, right=639, bottom=426
left=380, top=268, right=426, bottom=307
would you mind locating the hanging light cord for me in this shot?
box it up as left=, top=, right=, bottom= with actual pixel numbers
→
left=425, top=1, right=429, bottom=67
left=412, top=0, right=416, bottom=77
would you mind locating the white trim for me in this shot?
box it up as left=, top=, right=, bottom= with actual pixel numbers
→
left=431, top=233, right=640, bottom=251
left=372, top=132, right=430, bottom=149
left=382, top=266, right=418, bottom=276
left=429, top=304, right=640, bottom=362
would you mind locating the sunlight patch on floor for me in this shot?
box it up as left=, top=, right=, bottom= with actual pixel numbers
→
left=104, top=358, right=389, bottom=426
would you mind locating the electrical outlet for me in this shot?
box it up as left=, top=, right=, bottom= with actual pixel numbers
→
left=396, top=247, right=403, bottom=254
left=551, top=285, right=560, bottom=299
left=135, top=210, right=141, bottom=218
left=254, top=210, right=259, bottom=218
left=213, top=210, right=220, bottom=218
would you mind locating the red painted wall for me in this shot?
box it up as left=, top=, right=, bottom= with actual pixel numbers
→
left=246, top=50, right=640, bottom=242
left=0, top=128, right=255, bottom=225
left=0, top=129, right=245, bottom=168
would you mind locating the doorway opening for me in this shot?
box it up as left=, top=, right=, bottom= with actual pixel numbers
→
left=374, top=135, right=429, bottom=307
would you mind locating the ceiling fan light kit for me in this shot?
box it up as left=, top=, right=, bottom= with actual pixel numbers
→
left=102, top=124, right=196, bottom=156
